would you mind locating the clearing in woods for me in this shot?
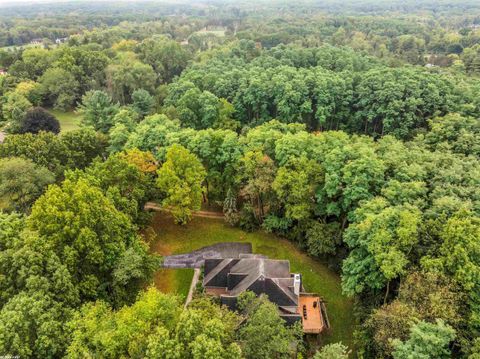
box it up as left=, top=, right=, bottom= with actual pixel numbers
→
left=148, top=212, right=356, bottom=348
left=47, top=109, right=82, bottom=132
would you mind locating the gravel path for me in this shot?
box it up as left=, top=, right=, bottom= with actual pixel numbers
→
left=184, top=268, right=201, bottom=308
left=145, top=202, right=224, bottom=219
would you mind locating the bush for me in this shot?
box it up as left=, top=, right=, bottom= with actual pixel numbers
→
left=238, top=204, right=259, bottom=232
left=19, top=107, right=60, bottom=134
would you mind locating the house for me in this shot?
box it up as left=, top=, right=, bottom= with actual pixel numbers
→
left=0, top=68, right=6, bottom=76
left=30, top=38, right=43, bottom=45
left=55, top=37, right=68, bottom=45
left=203, top=253, right=329, bottom=334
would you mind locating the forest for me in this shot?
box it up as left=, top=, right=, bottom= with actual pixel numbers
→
left=0, top=0, right=479, bottom=358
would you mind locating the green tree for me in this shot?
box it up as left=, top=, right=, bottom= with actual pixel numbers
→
left=0, top=291, right=72, bottom=359
left=314, top=342, right=350, bottom=359
left=171, top=86, right=225, bottom=129
left=156, top=144, right=206, bottom=224
left=28, top=178, right=138, bottom=301
left=425, top=113, right=480, bottom=157
left=54, top=46, right=109, bottom=94
left=67, top=290, right=240, bottom=359
left=0, top=215, right=79, bottom=307
left=0, top=213, right=79, bottom=358
left=238, top=150, right=277, bottom=221
left=108, top=123, right=133, bottom=153
left=0, top=131, right=66, bottom=175
left=131, top=88, right=155, bottom=118
left=470, top=338, right=480, bottom=359
left=111, top=243, right=161, bottom=305
left=316, top=136, right=385, bottom=222
left=138, top=36, right=191, bottom=83
left=123, top=114, right=182, bottom=158
left=2, top=90, right=32, bottom=132
left=366, top=301, right=418, bottom=357
left=342, top=198, right=421, bottom=298
left=60, top=128, right=108, bottom=170
left=392, top=320, right=455, bottom=359
left=66, top=288, right=181, bottom=359
left=0, top=157, right=54, bottom=212
left=185, top=128, right=242, bottom=201
left=306, top=221, right=341, bottom=256
left=273, top=156, right=323, bottom=222
left=0, top=129, right=107, bottom=175
left=78, top=90, right=119, bottom=133
left=19, top=107, right=60, bottom=134
left=237, top=294, right=302, bottom=359
left=10, top=47, right=54, bottom=79
left=15, top=80, right=42, bottom=106
left=67, top=152, right=155, bottom=223
left=39, top=67, right=79, bottom=110
left=106, top=53, right=156, bottom=104
left=353, top=67, right=453, bottom=138
left=365, top=271, right=463, bottom=357
left=223, top=188, right=239, bottom=226
left=174, top=298, right=242, bottom=359
left=421, top=210, right=480, bottom=294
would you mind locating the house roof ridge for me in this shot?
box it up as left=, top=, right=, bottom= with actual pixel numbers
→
left=203, top=258, right=234, bottom=285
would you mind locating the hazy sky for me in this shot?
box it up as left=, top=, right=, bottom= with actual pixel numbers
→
left=0, top=0, right=151, bottom=5
left=0, top=0, right=73, bottom=4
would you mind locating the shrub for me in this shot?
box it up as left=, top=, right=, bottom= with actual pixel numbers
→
left=19, top=107, right=60, bottom=134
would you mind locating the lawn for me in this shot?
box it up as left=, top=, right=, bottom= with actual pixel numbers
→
left=148, top=213, right=356, bottom=349
left=0, top=43, right=43, bottom=51
left=194, top=29, right=226, bottom=37
left=47, top=109, right=82, bottom=133
left=154, top=268, right=194, bottom=299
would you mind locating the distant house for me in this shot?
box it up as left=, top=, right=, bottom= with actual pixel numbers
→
left=30, top=38, right=43, bottom=45
left=204, top=254, right=329, bottom=334
left=0, top=68, right=7, bottom=76
left=55, top=37, right=68, bottom=45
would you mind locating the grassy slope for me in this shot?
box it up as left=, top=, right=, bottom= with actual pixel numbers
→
left=154, top=268, right=194, bottom=299
left=149, top=213, right=355, bottom=348
left=0, top=43, right=43, bottom=51
left=195, top=30, right=226, bottom=37
left=47, top=109, right=82, bottom=133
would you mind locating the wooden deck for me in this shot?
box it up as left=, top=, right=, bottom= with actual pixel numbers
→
left=298, top=294, right=325, bottom=334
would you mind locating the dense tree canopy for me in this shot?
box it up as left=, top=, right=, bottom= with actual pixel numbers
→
left=157, top=144, right=206, bottom=224
left=0, top=1, right=479, bottom=358
left=0, top=157, right=54, bottom=212
left=28, top=178, right=138, bottom=300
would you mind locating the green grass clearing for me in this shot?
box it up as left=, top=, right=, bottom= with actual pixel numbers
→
left=154, top=268, right=194, bottom=300
left=194, top=29, right=226, bottom=37
left=47, top=109, right=82, bottom=133
left=0, top=43, right=43, bottom=51
left=148, top=213, right=355, bottom=349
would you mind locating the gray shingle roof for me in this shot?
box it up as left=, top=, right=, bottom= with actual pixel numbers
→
left=228, top=258, right=291, bottom=295
left=204, top=256, right=299, bottom=307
